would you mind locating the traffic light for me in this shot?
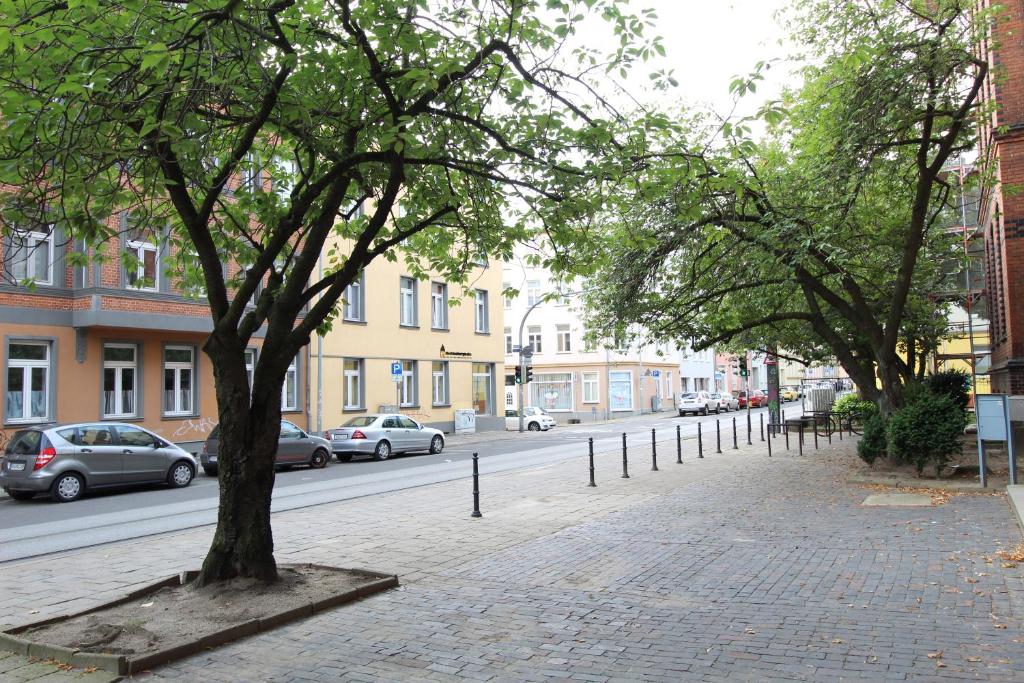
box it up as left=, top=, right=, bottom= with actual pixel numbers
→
left=524, top=365, right=534, bottom=383
left=739, top=358, right=749, bottom=377
left=514, top=365, right=522, bottom=384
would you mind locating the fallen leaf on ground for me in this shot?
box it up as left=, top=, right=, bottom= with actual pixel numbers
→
left=937, top=661, right=947, bottom=668
left=966, top=656, right=982, bottom=662
left=994, top=624, right=1008, bottom=629
left=832, top=639, right=844, bottom=644
left=140, top=601, right=154, bottom=608
left=927, top=652, right=943, bottom=659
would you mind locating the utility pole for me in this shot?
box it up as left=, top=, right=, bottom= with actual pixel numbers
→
left=517, top=298, right=544, bottom=432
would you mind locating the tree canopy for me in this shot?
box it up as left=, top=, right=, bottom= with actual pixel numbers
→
left=582, top=0, right=988, bottom=414
left=0, top=0, right=667, bottom=582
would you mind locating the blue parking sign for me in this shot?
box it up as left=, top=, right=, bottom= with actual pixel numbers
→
left=391, top=361, right=402, bottom=376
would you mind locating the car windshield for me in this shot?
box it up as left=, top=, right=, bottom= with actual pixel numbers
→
left=343, top=416, right=377, bottom=427
left=681, top=393, right=698, bottom=399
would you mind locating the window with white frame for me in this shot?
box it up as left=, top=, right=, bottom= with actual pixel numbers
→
left=274, top=157, right=299, bottom=198
left=399, top=277, right=417, bottom=327
left=163, top=346, right=195, bottom=416
left=125, top=238, right=159, bottom=291
left=432, top=361, right=449, bottom=406
left=556, top=324, right=571, bottom=353
left=242, top=152, right=265, bottom=193
left=583, top=372, right=600, bottom=403
left=343, top=274, right=364, bottom=321
left=609, top=371, right=633, bottom=411
left=527, top=325, right=543, bottom=354
left=526, top=280, right=541, bottom=306
left=245, top=349, right=256, bottom=395
left=282, top=356, right=298, bottom=410
left=471, top=363, right=493, bottom=415
left=431, top=282, right=448, bottom=329
left=503, top=282, right=513, bottom=309
left=504, top=327, right=513, bottom=354
left=6, top=230, right=53, bottom=285
left=343, top=358, right=362, bottom=409
left=530, top=372, right=573, bottom=411
left=5, top=342, right=50, bottom=422
left=103, top=344, right=137, bottom=418
left=400, top=360, right=416, bottom=407
left=474, top=290, right=489, bottom=333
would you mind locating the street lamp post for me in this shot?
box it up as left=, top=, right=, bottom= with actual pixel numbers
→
left=517, top=298, right=544, bottom=432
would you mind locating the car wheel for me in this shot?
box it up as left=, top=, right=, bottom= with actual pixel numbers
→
left=167, top=461, right=195, bottom=488
left=203, top=466, right=219, bottom=477
left=678, top=410, right=684, bottom=417
left=429, top=435, right=444, bottom=454
left=715, top=406, right=721, bottom=414
left=528, top=422, right=541, bottom=432
left=337, top=453, right=353, bottom=463
left=373, top=440, right=392, bottom=461
left=309, top=448, right=329, bottom=469
left=50, top=472, right=84, bottom=503
left=701, top=406, right=708, bottom=416
left=7, top=490, right=35, bottom=501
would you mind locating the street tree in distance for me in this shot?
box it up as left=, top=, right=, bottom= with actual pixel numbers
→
left=583, top=0, right=989, bottom=416
left=0, top=0, right=666, bottom=584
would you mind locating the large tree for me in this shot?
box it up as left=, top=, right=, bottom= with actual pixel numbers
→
left=583, top=0, right=988, bottom=415
left=0, top=0, right=663, bottom=583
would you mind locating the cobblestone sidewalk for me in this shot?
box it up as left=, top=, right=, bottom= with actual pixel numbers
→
left=2, top=433, right=1023, bottom=681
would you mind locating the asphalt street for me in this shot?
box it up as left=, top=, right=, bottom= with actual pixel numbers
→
left=0, top=405, right=778, bottom=562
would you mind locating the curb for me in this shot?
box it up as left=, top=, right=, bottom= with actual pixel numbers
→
left=848, top=473, right=989, bottom=493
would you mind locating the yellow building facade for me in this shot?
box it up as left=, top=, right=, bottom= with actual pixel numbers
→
left=308, top=243, right=505, bottom=434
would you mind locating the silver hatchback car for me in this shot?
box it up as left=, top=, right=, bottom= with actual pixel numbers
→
left=0, top=423, right=196, bottom=503
left=326, top=414, right=445, bottom=462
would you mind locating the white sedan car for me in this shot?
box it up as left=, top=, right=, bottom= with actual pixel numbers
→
left=505, top=407, right=557, bottom=431
left=326, top=414, right=445, bottom=462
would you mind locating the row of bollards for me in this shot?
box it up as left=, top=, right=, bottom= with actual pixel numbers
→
left=472, top=408, right=829, bottom=517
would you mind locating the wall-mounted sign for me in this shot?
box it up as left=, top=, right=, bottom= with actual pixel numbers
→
left=440, top=345, right=472, bottom=359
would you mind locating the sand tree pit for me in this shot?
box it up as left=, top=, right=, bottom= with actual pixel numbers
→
left=0, top=564, right=397, bottom=675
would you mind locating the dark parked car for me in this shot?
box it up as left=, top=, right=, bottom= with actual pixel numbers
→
left=200, top=419, right=331, bottom=476
left=1, top=423, right=196, bottom=502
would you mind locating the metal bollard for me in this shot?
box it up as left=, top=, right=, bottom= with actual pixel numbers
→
left=838, top=420, right=843, bottom=441
left=588, top=438, right=596, bottom=487
left=813, top=416, right=819, bottom=450
left=760, top=413, right=765, bottom=442
left=621, top=432, right=630, bottom=478
left=798, top=422, right=804, bottom=456
left=747, top=412, right=752, bottom=445
left=650, top=429, right=659, bottom=471
left=767, top=423, right=773, bottom=457
left=698, top=422, right=704, bottom=458
left=676, top=424, right=682, bottom=464
left=716, top=419, right=722, bottom=454
left=828, top=417, right=833, bottom=445
left=471, top=452, right=482, bottom=518
left=785, top=420, right=790, bottom=450
left=732, top=416, right=738, bottom=450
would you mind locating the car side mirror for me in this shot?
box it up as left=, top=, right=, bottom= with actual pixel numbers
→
left=418, top=425, right=423, bottom=430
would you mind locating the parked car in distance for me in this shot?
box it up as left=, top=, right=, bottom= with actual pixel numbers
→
left=781, top=386, right=799, bottom=402
left=326, top=414, right=445, bottom=462
left=505, top=407, right=557, bottom=431
left=715, top=392, right=740, bottom=412
left=678, top=391, right=719, bottom=416
left=737, top=390, right=767, bottom=408
left=1, top=423, right=196, bottom=503
left=201, top=419, right=331, bottom=477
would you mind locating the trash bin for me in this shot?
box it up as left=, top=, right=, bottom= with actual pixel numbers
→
left=651, top=396, right=661, bottom=412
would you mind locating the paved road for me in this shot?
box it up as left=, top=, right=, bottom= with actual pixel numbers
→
left=0, top=406, right=780, bottom=561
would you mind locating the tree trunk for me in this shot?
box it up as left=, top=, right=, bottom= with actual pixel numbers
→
left=876, top=353, right=905, bottom=419
left=196, top=334, right=284, bottom=586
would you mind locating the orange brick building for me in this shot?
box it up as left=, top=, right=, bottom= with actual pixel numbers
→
left=978, top=0, right=1024, bottom=394
left=1, top=211, right=309, bottom=453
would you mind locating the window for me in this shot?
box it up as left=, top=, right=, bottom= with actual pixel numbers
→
left=344, top=274, right=364, bottom=321
left=400, top=360, right=416, bottom=407
left=504, top=327, right=513, bottom=354
left=583, top=372, right=600, bottom=403
left=274, top=157, right=299, bottom=198
left=527, top=326, right=543, bottom=354
left=431, top=282, right=448, bottom=329
left=179, top=249, right=206, bottom=299
left=530, top=373, right=573, bottom=411
left=282, top=356, right=298, bottom=411
left=125, top=239, right=159, bottom=291
left=117, top=425, right=158, bottom=447
left=280, top=420, right=302, bottom=439
left=5, top=342, right=50, bottom=422
left=242, top=152, right=265, bottom=193
left=399, top=277, right=417, bottom=327
left=6, top=230, right=53, bottom=285
left=430, top=361, right=448, bottom=406
left=245, top=349, right=256, bottom=395
left=103, top=344, right=137, bottom=418
left=557, top=325, right=571, bottom=353
left=526, top=280, right=541, bottom=306
left=609, top=371, right=633, bottom=411
left=472, top=363, right=493, bottom=415
left=474, top=289, right=489, bottom=333
left=503, top=282, right=513, bottom=309
left=344, top=358, right=362, bottom=409
left=163, top=346, right=195, bottom=416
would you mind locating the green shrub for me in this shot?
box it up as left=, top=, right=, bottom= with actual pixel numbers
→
left=857, top=413, right=887, bottom=465
left=833, top=394, right=878, bottom=422
left=887, top=392, right=967, bottom=477
left=923, top=369, right=971, bottom=413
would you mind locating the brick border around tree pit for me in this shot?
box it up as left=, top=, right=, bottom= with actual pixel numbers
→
left=0, top=564, right=399, bottom=676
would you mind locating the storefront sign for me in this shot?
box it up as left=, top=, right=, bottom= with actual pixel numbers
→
left=439, top=345, right=472, bottom=359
